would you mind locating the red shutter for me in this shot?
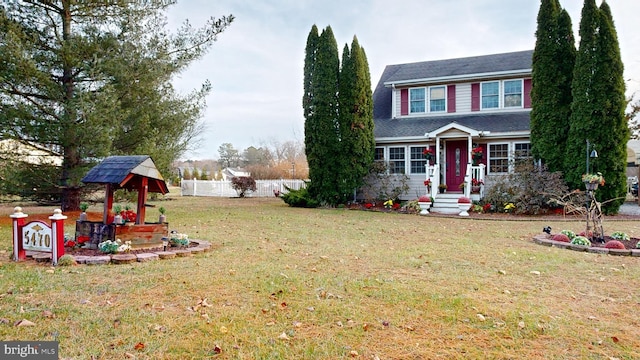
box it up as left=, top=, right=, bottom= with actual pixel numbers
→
left=447, top=85, right=456, bottom=113
left=471, top=83, right=480, bottom=111
left=523, top=78, right=532, bottom=108
left=400, top=89, right=408, bottom=115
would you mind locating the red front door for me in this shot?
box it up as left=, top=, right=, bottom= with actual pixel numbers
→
left=445, top=140, right=468, bottom=191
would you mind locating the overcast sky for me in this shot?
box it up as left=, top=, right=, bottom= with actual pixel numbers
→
left=166, top=0, right=640, bottom=161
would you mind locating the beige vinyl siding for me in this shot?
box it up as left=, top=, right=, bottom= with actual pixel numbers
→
left=456, top=83, right=472, bottom=113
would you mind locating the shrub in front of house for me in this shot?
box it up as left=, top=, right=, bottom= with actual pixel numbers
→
left=280, top=185, right=319, bottom=208
left=552, top=234, right=570, bottom=243
left=483, top=162, right=567, bottom=214
left=604, top=240, right=625, bottom=250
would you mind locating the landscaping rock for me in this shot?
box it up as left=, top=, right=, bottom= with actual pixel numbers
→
left=607, top=248, right=631, bottom=256
left=173, top=249, right=192, bottom=257
left=154, top=251, right=176, bottom=259
left=84, top=256, right=112, bottom=265
left=111, top=254, right=137, bottom=264
left=136, top=253, right=159, bottom=262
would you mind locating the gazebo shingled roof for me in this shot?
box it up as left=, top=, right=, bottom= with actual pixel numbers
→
left=81, top=155, right=169, bottom=194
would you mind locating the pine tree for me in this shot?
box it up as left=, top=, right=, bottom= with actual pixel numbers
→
left=565, top=0, right=600, bottom=188
left=565, top=0, right=627, bottom=214
left=530, top=0, right=575, bottom=172
left=0, top=1, right=233, bottom=210
left=304, top=26, right=340, bottom=204
left=590, top=2, right=628, bottom=213
left=338, top=37, right=374, bottom=202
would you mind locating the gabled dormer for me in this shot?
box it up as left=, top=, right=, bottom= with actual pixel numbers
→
left=380, top=50, right=533, bottom=119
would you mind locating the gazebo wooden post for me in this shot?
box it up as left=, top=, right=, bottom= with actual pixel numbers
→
left=136, top=177, right=148, bottom=224
left=104, top=183, right=114, bottom=224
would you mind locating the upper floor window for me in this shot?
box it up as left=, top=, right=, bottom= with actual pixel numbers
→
left=430, top=86, right=446, bottom=112
left=410, top=146, right=426, bottom=174
left=504, top=80, right=523, bottom=108
left=489, top=143, right=509, bottom=173
left=481, top=81, right=499, bottom=109
left=410, top=88, right=425, bottom=113
left=389, top=147, right=405, bottom=174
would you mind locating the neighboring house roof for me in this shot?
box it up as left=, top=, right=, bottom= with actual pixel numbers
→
left=0, top=139, right=63, bottom=166
left=82, top=155, right=169, bottom=194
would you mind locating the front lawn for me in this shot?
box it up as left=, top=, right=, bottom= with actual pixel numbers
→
left=0, top=197, right=639, bottom=359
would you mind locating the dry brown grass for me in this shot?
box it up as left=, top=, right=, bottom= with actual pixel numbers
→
left=1, top=196, right=640, bottom=359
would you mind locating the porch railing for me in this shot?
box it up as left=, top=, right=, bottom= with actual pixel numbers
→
left=425, top=163, right=486, bottom=200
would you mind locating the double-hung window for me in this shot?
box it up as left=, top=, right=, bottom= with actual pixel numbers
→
left=410, top=88, right=425, bottom=113
left=410, top=146, right=426, bottom=174
left=514, top=142, right=531, bottom=159
left=504, top=80, right=523, bottom=108
left=489, top=144, right=509, bottom=173
left=481, top=81, right=500, bottom=109
left=374, top=147, right=384, bottom=162
left=389, top=147, right=406, bottom=174
left=429, top=86, right=446, bottom=112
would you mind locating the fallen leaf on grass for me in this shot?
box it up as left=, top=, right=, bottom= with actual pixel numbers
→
left=212, top=345, right=222, bottom=354
left=134, top=342, right=145, bottom=351
left=278, top=332, right=290, bottom=340
left=476, top=314, right=486, bottom=321
left=219, top=326, right=228, bottom=333
left=530, top=271, right=541, bottom=276
left=15, top=319, right=35, bottom=327
left=611, top=336, right=620, bottom=343
left=349, top=350, right=359, bottom=357
left=124, top=352, right=135, bottom=358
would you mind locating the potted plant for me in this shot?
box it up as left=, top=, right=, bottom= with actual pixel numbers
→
left=422, top=148, right=434, bottom=163
left=79, top=202, right=89, bottom=222
left=438, top=183, right=447, bottom=193
left=113, top=204, right=123, bottom=224
left=457, top=196, right=472, bottom=217
left=159, top=206, right=167, bottom=223
left=471, top=178, right=484, bottom=193
left=471, top=146, right=483, bottom=165
left=417, top=195, right=432, bottom=215
left=582, top=173, right=605, bottom=190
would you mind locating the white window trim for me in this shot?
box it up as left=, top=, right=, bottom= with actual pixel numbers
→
left=487, top=142, right=510, bottom=174
left=409, top=146, right=427, bottom=174
left=429, top=86, right=447, bottom=113
left=487, top=141, right=532, bottom=174
left=481, top=81, right=500, bottom=110
left=387, top=146, right=407, bottom=174
left=409, top=88, right=426, bottom=114
left=408, top=86, right=448, bottom=115
left=480, top=79, right=525, bottom=111
left=503, top=79, right=524, bottom=109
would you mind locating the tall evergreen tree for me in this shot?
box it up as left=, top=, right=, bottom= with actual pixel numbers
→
left=304, top=26, right=340, bottom=204
left=590, top=2, right=628, bottom=212
left=338, top=37, right=374, bottom=202
left=565, top=0, right=627, bottom=214
left=0, top=0, right=233, bottom=210
left=530, top=0, right=576, bottom=172
left=565, top=0, right=600, bottom=188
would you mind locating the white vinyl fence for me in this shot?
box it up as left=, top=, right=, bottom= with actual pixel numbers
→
left=180, top=179, right=306, bottom=197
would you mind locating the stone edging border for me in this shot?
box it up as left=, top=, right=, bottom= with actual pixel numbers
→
left=30, top=240, right=212, bottom=265
left=532, top=235, right=640, bottom=257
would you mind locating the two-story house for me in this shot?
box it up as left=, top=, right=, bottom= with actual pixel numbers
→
left=373, top=50, right=533, bottom=212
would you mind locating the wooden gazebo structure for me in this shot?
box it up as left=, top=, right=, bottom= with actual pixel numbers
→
left=78, top=155, right=169, bottom=249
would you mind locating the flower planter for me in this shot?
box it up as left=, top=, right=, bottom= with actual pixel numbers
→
left=471, top=186, right=481, bottom=193
left=418, top=202, right=431, bottom=215
left=458, top=202, right=472, bottom=217
left=584, top=181, right=598, bottom=191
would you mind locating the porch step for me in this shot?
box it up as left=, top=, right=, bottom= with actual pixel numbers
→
left=430, top=192, right=472, bottom=214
